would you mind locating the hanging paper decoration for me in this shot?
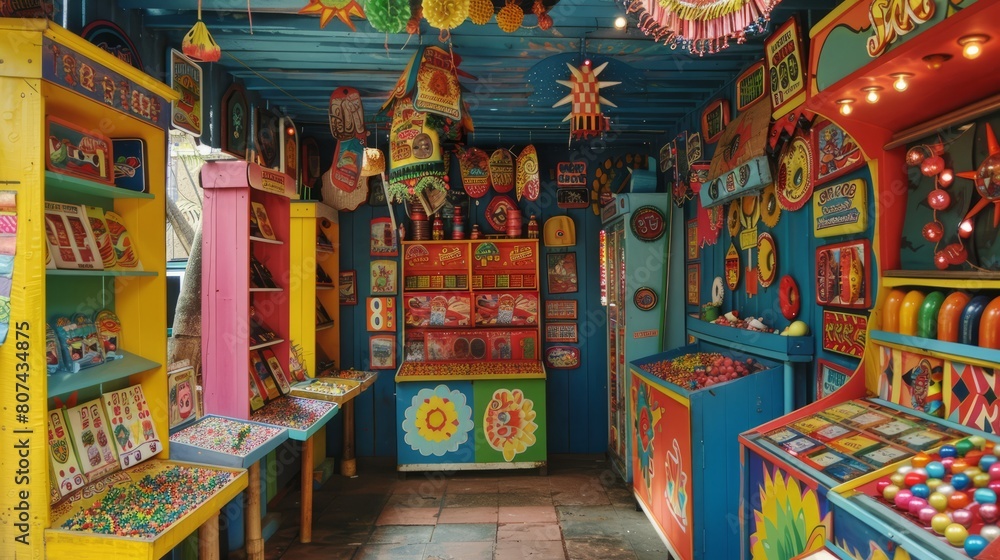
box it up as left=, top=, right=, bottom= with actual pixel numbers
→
left=386, top=97, right=445, bottom=200
left=459, top=148, right=491, bottom=198
left=489, top=149, right=515, bottom=193
left=468, top=0, right=493, bottom=25
left=407, top=6, right=423, bottom=33
left=367, top=0, right=411, bottom=33
left=414, top=47, right=462, bottom=120
left=553, top=61, right=619, bottom=144
left=329, top=87, right=366, bottom=142
left=181, top=0, right=221, bottom=63
left=299, top=0, right=367, bottom=30
left=532, top=0, right=553, bottom=30
left=422, top=0, right=469, bottom=30
left=516, top=145, right=540, bottom=201
left=622, top=0, right=777, bottom=55
left=496, top=0, right=524, bottom=33
left=956, top=123, right=1000, bottom=230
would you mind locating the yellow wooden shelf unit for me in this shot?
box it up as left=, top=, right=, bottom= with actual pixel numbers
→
left=289, top=201, right=340, bottom=379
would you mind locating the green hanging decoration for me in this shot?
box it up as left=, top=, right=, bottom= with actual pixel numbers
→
left=366, top=0, right=410, bottom=33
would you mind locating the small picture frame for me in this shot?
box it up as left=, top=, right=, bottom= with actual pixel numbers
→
left=370, top=259, right=398, bottom=296
left=339, top=270, right=357, bottom=305
left=255, top=107, right=280, bottom=169
left=817, top=359, right=854, bottom=400
left=547, top=252, right=578, bottom=294
left=701, top=98, right=730, bottom=144
left=544, top=300, right=578, bottom=321
left=545, top=322, right=578, bottom=343
left=369, top=335, right=396, bottom=370
left=112, top=138, right=148, bottom=193
left=370, top=217, right=398, bottom=257
left=221, top=83, right=249, bottom=159
left=687, top=263, right=700, bottom=306
left=686, top=219, right=699, bottom=260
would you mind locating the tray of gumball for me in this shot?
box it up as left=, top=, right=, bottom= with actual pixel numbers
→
left=395, top=360, right=545, bottom=381
left=831, top=437, right=1000, bottom=558
left=631, top=345, right=778, bottom=395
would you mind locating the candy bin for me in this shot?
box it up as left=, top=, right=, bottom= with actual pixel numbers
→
left=830, top=433, right=1000, bottom=558
left=629, top=341, right=784, bottom=560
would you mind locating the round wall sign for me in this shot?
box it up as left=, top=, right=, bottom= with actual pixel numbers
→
left=757, top=232, right=777, bottom=288
left=630, top=206, right=667, bottom=241
left=485, top=195, right=518, bottom=232
left=711, top=276, right=725, bottom=305
left=776, top=134, right=814, bottom=211
left=633, top=287, right=658, bottom=311
left=761, top=184, right=782, bottom=227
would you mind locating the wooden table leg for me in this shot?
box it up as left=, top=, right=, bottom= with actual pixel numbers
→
left=341, top=399, right=357, bottom=477
left=246, top=462, right=264, bottom=560
left=198, top=511, right=220, bottom=560
left=301, top=436, right=314, bottom=543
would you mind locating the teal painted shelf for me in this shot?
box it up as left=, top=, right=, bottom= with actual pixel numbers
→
left=45, top=171, right=154, bottom=200
left=871, top=330, right=1000, bottom=366
left=47, top=269, right=158, bottom=277
left=48, top=351, right=161, bottom=397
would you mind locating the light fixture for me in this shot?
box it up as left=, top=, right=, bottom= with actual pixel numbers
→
left=958, top=34, right=989, bottom=59
left=837, top=98, right=855, bottom=116
left=891, top=73, right=913, bottom=92
left=862, top=86, right=882, bottom=104
left=923, top=53, right=952, bottom=69
left=614, top=16, right=627, bottom=30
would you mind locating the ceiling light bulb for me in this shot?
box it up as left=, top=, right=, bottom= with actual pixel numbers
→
left=923, top=53, right=952, bottom=69
left=863, top=87, right=881, bottom=104
left=891, top=73, right=912, bottom=92
left=837, top=99, right=854, bottom=116
left=959, top=34, right=989, bottom=60
left=614, top=16, right=627, bottom=29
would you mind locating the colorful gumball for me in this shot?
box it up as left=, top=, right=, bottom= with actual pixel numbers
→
left=953, top=459, right=970, bottom=474
left=911, top=483, right=930, bottom=499
left=897, top=465, right=913, bottom=476
left=953, top=473, right=972, bottom=490
left=975, top=473, right=992, bottom=488
left=989, top=463, right=1000, bottom=480
left=876, top=480, right=891, bottom=494
left=929, top=492, right=950, bottom=512
left=919, top=506, right=938, bottom=524
left=911, top=453, right=931, bottom=468
left=965, top=534, right=989, bottom=557
left=908, top=497, right=928, bottom=516
left=952, top=508, right=974, bottom=528
left=977, top=488, right=999, bottom=504
left=883, top=484, right=900, bottom=501
left=941, top=445, right=959, bottom=458
left=946, top=523, right=970, bottom=547
left=967, top=450, right=985, bottom=466
left=932, top=513, right=954, bottom=534
left=905, top=471, right=928, bottom=487
left=981, top=524, right=1000, bottom=542
left=891, top=473, right=906, bottom=487
left=989, top=480, right=1000, bottom=494
left=927, top=461, right=946, bottom=479
left=957, top=439, right=976, bottom=457
left=981, top=503, right=1000, bottom=524
left=981, top=455, right=998, bottom=472
left=895, top=489, right=915, bottom=510
left=938, top=484, right=957, bottom=497
left=949, top=492, right=972, bottom=510
left=928, top=478, right=944, bottom=492
left=970, top=435, right=987, bottom=449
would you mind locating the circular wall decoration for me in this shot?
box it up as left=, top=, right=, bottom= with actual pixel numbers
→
left=727, top=201, right=741, bottom=237
left=633, top=287, right=658, bottom=311
left=630, top=206, right=667, bottom=242
left=761, top=184, right=781, bottom=227
left=711, top=276, right=725, bottom=305
left=485, top=195, right=518, bottom=232
left=776, top=134, right=814, bottom=211
left=757, top=232, right=777, bottom=288
left=779, top=275, right=801, bottom=320
left=725, top=242, right=740, bottom=290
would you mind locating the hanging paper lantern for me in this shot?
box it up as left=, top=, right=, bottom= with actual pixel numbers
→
left=299, top=0, right=367, bottom=31
left=496, top=1, right=524, bottom=33
left=423, top=0, right=469, bottom=30
left=182, top=1, right=221, bottom=62
left=407, top=6, right=423, bottom=33
left=625, top=0, right=777, bottom=54
left=553, top=61, right=620, bottom=143
left=468, top=0, right=493, bottom=25
left=538, top=13, right=553, bottom=30
left=367, top=0, right=410, bottom=33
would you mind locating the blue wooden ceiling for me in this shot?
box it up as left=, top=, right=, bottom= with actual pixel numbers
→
left=121, top=0, right=837, bottom=145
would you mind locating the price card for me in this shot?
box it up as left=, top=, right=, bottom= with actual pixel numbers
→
left=102, top=385, right=160, bottom=469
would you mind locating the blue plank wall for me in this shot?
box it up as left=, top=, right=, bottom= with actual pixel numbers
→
left=669, top=61, right=876, bottom=407
left=335, top=140, right=686, bottom=457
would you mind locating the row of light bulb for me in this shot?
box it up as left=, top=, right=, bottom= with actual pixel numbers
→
left=836, top=34, right=990, bottom=116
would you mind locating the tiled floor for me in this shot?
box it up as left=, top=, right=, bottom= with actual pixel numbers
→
left=248, top=455, right=671, bottom=560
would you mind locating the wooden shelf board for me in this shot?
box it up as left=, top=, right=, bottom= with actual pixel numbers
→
left=47, top=269, right=157, bottom=277
left=250, top=287, right=283, bottom=292
left=316, top=285, right=337, bottom=290
left=316, top=246, right=335, bottom=254
left=870, top=330, right=1000, bottom=369
left=250, top=236, right=283, bottom=245
left=45, top=171, right=155, bottom=200
left=48, top=351, right=161, bottom=397
left=882, top=270, right=1000, bottom=289
left=249, top=338, right=285, bottom=351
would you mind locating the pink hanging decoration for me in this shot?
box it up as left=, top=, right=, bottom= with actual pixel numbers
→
left=622, top=0, right=779, bottom=55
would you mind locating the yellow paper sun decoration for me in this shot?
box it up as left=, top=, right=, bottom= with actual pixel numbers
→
left=468, top=0, right=493, bottom=25
left=496, top=0, right=523, bottom=33
left=423, top=0, right=470, bottom=30
left=181, top=0, right=221, bottom=62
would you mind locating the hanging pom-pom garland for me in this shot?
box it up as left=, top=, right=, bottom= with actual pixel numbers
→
left=407, top=6, right=423, bottom=34
left=182, top=0, right=222, bottom=62
left=496, top=0, right=524, bottom=33
left=468, top=0, right=493, bottom=25
left=298, top=0, right=367, bottom=31
left=423, top=0, right=470, bottom=30
left=622, top=0, right=777, bottom=55
left=367, top=0, right=411, bottom=33
left=532, top=0, right=553, bottom=30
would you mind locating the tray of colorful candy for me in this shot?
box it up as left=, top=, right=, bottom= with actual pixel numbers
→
left=169, top=415, right=289, bottom=468
left=320, top=369, right=378, bottom=390
left=250, top=397, right=339, bottom=441
left=45, top=459, right=246, bottom=556
left=289, top=377, right=362, bottom=404
left=832, top=437, right=1000, bottom=558
left=631, top=343, right=778, bottom=396
left=394, top=360, right=546, bottom=382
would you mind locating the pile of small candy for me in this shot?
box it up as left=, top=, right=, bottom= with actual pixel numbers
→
left=876, top=437, right=1000, bottom=557
left=639, top=352, right=765, bottom=390
left=712, top=311, right=778, bottom=334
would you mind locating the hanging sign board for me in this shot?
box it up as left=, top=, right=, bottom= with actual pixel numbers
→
left=701, top=99, right=730, bottom=144
left=813, top=178, right=868, bottom=238
left=557, top=161, right=587, bottom=187
left=765, top=18, right=807, bottom=120
left=736, top=60, right=767, bottom=111
left=169, top=49, right=202, bottom=137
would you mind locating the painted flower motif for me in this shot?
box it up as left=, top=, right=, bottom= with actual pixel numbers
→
left=836, top=539, right=912, bottom=560
left=483, top=388, right=537, bottom=461
left=750, top=468, right=829, bottom=560
left=403, top=384, right=473, bottom=457
left=633, top=383, right=661, bottom=499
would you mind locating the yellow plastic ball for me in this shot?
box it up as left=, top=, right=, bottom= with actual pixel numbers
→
left=932, top=513, right=953, bottom=534
left=929, top=492, right=949, bottom=512
left=945, top=523, right=969, bottom=547
left=883, top=484, right=900, bottom=501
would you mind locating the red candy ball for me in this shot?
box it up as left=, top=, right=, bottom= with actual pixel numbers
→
left=928, top=188, right=951, bottom=210
left=934, top=251, right=951, bottom=270
left=922, top=155, right=945, bottom=176
left=905, top=471, right=928, bottom=487
left=981, top=503, right=1000, bottom=524
left=922, top=221, right=944, bottom=242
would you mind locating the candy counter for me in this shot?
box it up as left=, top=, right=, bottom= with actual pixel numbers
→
left=395, top=361, right=547, bottom=472
left=627, top=329, right=787, bottom=560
